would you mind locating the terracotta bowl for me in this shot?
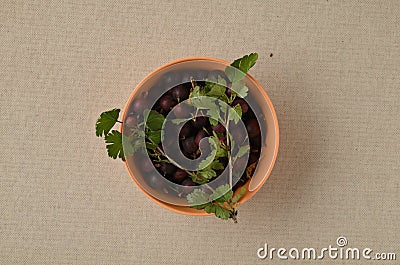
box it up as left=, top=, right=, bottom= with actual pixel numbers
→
left=121, top=57, right=279, bottom=215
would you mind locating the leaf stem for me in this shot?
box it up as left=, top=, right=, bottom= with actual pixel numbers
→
left=190, top=77, right=196, bottom=89
left=231, top=210, right=238, bottom=223
left=204, top=183, right=215, bottom=193
left=224, top=105, right=241, bottom=223
left=225, top=107, right=233, bottom=189
left=146, top=137, right=194, bottom=177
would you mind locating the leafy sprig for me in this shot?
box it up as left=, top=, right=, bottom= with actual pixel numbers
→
left=96, top=53, right=260, bottom=222
left=225, top=52, right=258, bottom=83
left=95, top=108, right=121, bottom=137
left=105, top=130, right=124, bottom=160
left=187, top=185, right=247, bottom=222
left=96, top=108, right=125, bottom=160
left=185, top=53, right=258, bottom=222
left=94, top=108, right=167, bottom=161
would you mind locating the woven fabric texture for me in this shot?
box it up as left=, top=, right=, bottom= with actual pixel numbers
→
left=1, top=1, right=399, bottom=264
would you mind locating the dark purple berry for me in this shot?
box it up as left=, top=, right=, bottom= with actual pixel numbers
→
left=161, top=72, right=179, bottom=87
left=172, top=169, right=187, bottom=183
left=248, top=153, right=259, bottom=165
left=211, top=123, right=225, bottom=134
left=192, top=116, right=207, bottom=129
left=233, top=98, right=249, bottom=114
left=181, top=178, right=196, bottom=194
left=250, top=135, right=262, bottom=151
left=172, top=105, right=185, bottom=118
left=159, top=95, right=176, bottom=112
left=171, top=85, right=189, bottom=101
left=246, top=119, right=260, bottom=137
left=219, top=157, right=228, bottom=167
left=140, top=157, right=154, bottom=173
left=122, top=128, right=133, bottom=137
left=131, top=98, right=149, bottom=114
left=233, top=177, right=247, bottom=191
left=207, top=70, right=228, bottom=82
left=148, top=174, right=163, bottom=189
left=159, top=162, right=176, bottom=176
left=243, top=108, right=256, bottom=120
left=179, top=122, right=193, bottom=138
left=195, top=130, right=207, bottom=146
left=182, top=137, right=197, bottom=153
left=124, top=115, right=137, bottom=128
left=219, top=136, right=227, bottom=145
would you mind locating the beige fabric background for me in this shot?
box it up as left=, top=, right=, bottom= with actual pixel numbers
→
left=1, top=1, right=399, bottom=264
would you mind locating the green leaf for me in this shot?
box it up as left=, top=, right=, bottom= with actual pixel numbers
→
left=191, top=177, right=208, bottom=185
left=191, top=85, right=205, bottom=97
left=204, top=203, right=218, bottom=214
left=122, top=134, right=135, bottom=156
left=96, top=109, right=120, bottom=137
left=145, top=110, right=165, bottom=131
left=187, top=188, right=232, bottom=220
left=206, top=105, right=221, bottom=123
left=232, top=187, right=247, bottom=203
left=204, top=204, right=230, bottom=220
left=210, top=160, right=224, bottom=170
left=205, top=76, right=226, bottom=86
left=233, top=104, right=242, bottom=118
left=210, top=184, right=233, bottom=203
left=145, top=141, right=158, bottom=150
left=198, top=145, right=217, bottom=170
left=131, top=139, right=145, bottom=154
left=191, top=203, right=212, bottom=210
left=171, top=118, right=190, bottom=124
left=210, top=134, right=227, bottom=158
left=198, top=168, right=217, bottom=180
left=147, top=130, right=161, bottom=145
left=209, top=117, right=218, bottom=126
left=104, top=130, right=124, bottom=160
left=190, top=96, right=216, bottom=110
left=225, top=53, right=258, bottom=83
left=219, top=93, right=230, bottom=105
left=187, top=188, right=210, bottom=207
left=143, top=109, right=150, bottom=119
left=207, top=85, right=225, bottom=98
left=196, top=138, right=225, bottom=178
left=228, top=104, right=242, bottom=124
left=205, top=77, right=227, bottom=99
left=236, top=145, right=249, bottom=158
left=214, top=206, right=231, bottom=220
left=230, top=53, right=258, bottom=74
left=231, top=80, right=248, bottom=98
left=225, top=67, right=245, bottom=83
left=215, top=146, right=227, bottom=158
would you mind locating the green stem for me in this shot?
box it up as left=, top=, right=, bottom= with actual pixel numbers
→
left=190, top=77, right=196, bottom=89
left=204, top=183, right=215, bottom=193
left=147, top=137, right=194, bottom=177
left=224, top=105, right=239, bottom=223
left=225, top=107, right=233, bottom=188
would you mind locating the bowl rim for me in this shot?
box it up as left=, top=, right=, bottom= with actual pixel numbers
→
left=121, top=56, right=279, bottom=216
